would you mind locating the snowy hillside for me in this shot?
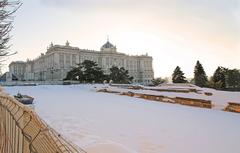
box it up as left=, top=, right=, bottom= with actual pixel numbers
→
left=4, top=85, right=240, bottom=153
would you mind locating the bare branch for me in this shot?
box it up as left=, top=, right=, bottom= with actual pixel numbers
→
left=0, top=0, right=21, bottom=60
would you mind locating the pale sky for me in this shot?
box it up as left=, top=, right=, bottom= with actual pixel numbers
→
left=3, top=0, right=240, bottom=78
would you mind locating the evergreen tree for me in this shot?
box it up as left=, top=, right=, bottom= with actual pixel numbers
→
left=225, top=69, right=240, bottom=89
left=64, top=64, right=84, bottom=81
left=65, top=60, right=105, bottom=83
left=208, top=67, right=240, bottom=91
left=194, top=61, right=208, bottom=87
left=172, top=66, right=187, bottom=83
left=151, top=77, right=167, bottom=86
left=81, top=60, right=105, bottom=83
left=109, top=66, right=133, bottom=84
left=212, top=66, right=227, bottom=89
left=208, top=77, right=223, bottom=89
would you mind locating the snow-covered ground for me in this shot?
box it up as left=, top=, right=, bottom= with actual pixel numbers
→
left=4, top=85, right=240, bottom=153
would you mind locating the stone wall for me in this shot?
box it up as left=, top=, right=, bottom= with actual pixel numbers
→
left=224, top=102, right=240, bottom=113
left=98, top=89, right=212, bottom=109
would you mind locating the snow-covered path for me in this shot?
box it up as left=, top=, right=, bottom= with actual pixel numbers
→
left=4, top=85, right=240, bottom=153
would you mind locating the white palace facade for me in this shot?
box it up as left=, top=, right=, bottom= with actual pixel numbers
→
left=9, top=40, right=154, bottom=84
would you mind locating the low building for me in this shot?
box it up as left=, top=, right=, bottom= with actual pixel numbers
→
left=10, top=40, right=154, bottom=84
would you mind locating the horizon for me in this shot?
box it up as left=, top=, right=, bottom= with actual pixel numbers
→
left=2, top=0, right=240, bottom=78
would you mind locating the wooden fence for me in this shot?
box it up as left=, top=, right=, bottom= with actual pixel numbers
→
left=0, top=91, right=87, bottom=153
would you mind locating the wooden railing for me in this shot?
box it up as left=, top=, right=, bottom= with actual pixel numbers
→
left=0, top=91, right=86, bottom=153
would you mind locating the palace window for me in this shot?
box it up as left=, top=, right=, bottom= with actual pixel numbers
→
left=59, top=53, right=64, bottom=68
left=121, top=59, right=124, bottom=67
left=106, top=57, right=109, bottom=66
left=66, top=54, right=70, bottom=67
left=72, top=54, right=76, bottom=66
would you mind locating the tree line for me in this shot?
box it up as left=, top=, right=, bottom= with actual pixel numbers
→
left=167, top=60, right=240, bottom=91
left=67, top=60, right=240, bottom=91
left=64, top=60, right=133, bottom=84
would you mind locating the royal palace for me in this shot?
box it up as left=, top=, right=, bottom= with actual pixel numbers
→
left=9, top=40, right=154, bottom=84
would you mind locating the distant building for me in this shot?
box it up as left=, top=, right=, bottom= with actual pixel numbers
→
left=9, top=61, right=26, bottom=81
left=9, top=40, right=154, bottom=84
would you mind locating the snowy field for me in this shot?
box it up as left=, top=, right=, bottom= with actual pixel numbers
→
left=4, top=85, right=240, bottom=153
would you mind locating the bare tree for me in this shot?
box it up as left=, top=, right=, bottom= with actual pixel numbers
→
left=0, top=0, right=21, bottom=60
